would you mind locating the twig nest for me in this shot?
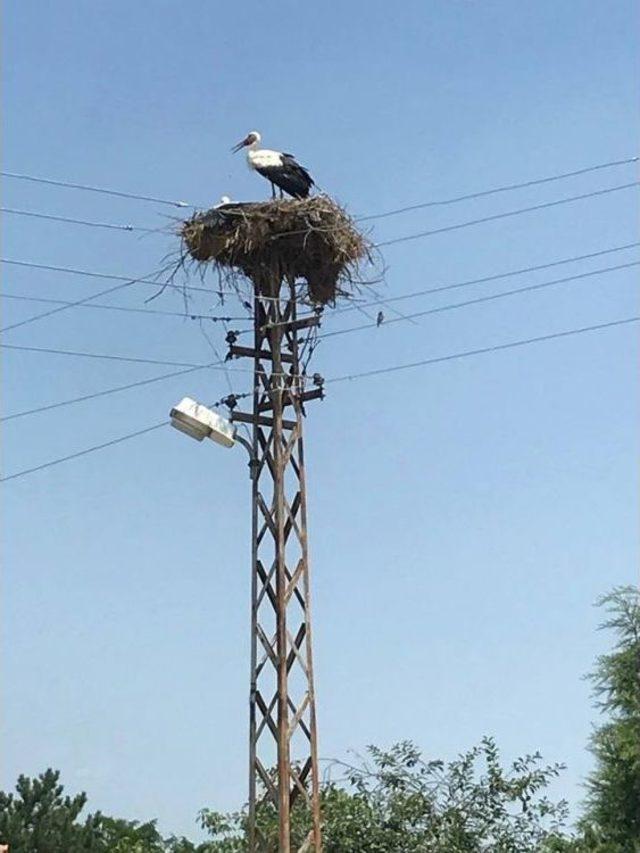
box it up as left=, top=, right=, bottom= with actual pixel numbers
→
left=180, top=196, right=370, bottom=304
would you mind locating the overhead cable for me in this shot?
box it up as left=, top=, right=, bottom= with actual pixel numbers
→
left=2, top=315, right=637, bottom=483
left=375, top=183, right=640, bottom=247
left=1, top=170, right=191, bottom=208
left=1, top=206, right=156, bottom=233
left=3, top=155, right=636, bottom=219
left=0, top=292, right=248, bottom=323
left=327, top=316, right=639, bottom=384
left=357, top=156, right=639, bottom=221
left=333, top=242, right=640, bottom=314
left=0, top=422, right=170, bottom=483
left=319, top=261, right=640, bottom=340
left=0, top=362, right=221, bottom=421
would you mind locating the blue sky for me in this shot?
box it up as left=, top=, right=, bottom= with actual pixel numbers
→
left=2, top=0, right=638, bottom=839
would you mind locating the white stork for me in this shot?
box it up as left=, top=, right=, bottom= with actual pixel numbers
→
left=231, top=131, right=314, bottom=199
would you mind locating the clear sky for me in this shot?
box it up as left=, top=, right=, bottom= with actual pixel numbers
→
left=2, top=0, right=638, bottom=840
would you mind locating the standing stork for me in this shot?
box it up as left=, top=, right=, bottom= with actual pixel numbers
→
left=231, top=131, right=314, bottom=199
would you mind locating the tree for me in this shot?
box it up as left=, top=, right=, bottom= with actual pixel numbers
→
left=578, top=585, right=640, bottom=851
left=200, top=738, right=569, bottom=851
left=0, top=770, right=204, bottom=853
left=0, top=769, right=103, bottom=853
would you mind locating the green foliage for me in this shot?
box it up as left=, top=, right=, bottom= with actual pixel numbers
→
left=201, top=738, right=569, bottom=851
left=0, top=768, right=103, bottom=853
left=0, top=770, right=203, bottom=853
left=579, top=585, right=640, bottom=852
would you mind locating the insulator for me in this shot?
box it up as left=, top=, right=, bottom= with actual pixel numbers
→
left=222, top=394, right=238, bottom=410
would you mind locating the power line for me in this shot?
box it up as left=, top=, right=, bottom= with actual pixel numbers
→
left=2, top=242, right=636, bottom=334
left=0, top=257, right=215, bottom=297
left=0, top=264, right=185, bottom=332
left=261, top=257, right=638, bottom=337
left=0, top=421, right=170, bottom=483
left=2, top=186, right=636, bottom=337
left=4, top=178, right=639, bottom=250
left=0, top=341, right=288, bottom=377
left=3, top=255, right=634, bottom=348
left=0, top=342, right=211, bottom=369
left=327, top=316, right=639, bottom=385
left=2, top=248, right=637, bottom=346
left=0, top=292, right=249, bottom=323
left=3, top=176, right=638, bottom=306
left=1, top=206, right=157, bottom=233
left=5, top=260, right=634, bottom=423
left=333, top=242, right=640, bottom=314
left=1, top=170, right=191, bottom=208
left=1, top=281, right=138, bottom=333
left=247, top=181, right=640, bottom=251
left=2, top=314, right=637, bottom=484
left=375, top=182, right=640, bottom=247
left=0, top=362, right=221, bottom=421
left=3, top=156, right=636, bottom=221
left=319, top=261, right=640, bottom=340
left=357, top=156, right=639, bottom=221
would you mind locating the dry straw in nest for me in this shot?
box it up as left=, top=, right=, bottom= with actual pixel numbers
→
left=180, top=196, right=371, bottom=305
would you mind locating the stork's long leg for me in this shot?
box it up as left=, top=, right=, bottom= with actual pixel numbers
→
left=270, top=182, right=276, bottom=199
left=279, top=187, right=284, bottom=199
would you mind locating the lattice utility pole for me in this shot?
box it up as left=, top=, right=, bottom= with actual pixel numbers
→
left=227, top=274, right=324, bottom=853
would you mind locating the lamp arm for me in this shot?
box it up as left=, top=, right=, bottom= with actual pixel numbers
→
left=234, top=432, right=258, bottom=480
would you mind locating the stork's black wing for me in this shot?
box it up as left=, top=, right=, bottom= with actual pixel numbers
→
left=282, top=153, right=314, bottom=193
left=255, top=153, right=314, bottom=199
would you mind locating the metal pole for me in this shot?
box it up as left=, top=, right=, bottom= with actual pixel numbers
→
left=235, top=273, right=322, bottom=852
left=270, top=276, right=292, bottom=852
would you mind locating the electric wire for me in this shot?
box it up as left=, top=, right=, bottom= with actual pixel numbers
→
left=318, top=261, right=640, bottom=340
left=0, top=422, right=170, bottom=484
left=356, top=156, right=639, bottom=221
left=1, top=206, right=157, bottom=233
left=1, top=170, right=191, bottom=208
left=0, top=293, right=248, bottom=322
left=1, top=258, right=221, bottom=297
left=0, top=342, right=218, bottom=369
left=4, top=242, right=631, bottom=331
left=3, top=258, right=635, bottom=368
left=3, top=175, right=638, bottom=313
left=2, top=314, right=637, bottom=483
left=332, top=242, right=640, bottom=315
left=3, top=155, right=635, bottom=219
left=250, top=253, right=640, bottom=335
left=0, top=362, right=223, bottom=421
left=375, top=182, right=640, bottom=247
left=1, top=280, right=143, bottom=332
left=3, top=159, right=637, bottom=481
left=4, top=241, right=634, bottom=330
left=3, top=176, right=638, bottom=250
left=0, top=341, right=295, bottom=379
left=5, top=259, right=635, bottom=421
left=326, top=316, right=640, bottom=384
left=0, top=261, right=195, bottom=332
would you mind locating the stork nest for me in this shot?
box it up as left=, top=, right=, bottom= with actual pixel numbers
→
left=179, top=196, right=371, bottom=305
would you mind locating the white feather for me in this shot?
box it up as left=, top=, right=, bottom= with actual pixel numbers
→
left=247, top=148, right=284, bottom=170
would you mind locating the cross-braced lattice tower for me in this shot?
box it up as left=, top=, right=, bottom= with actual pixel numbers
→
left=228, top=273, right=323, bottom=853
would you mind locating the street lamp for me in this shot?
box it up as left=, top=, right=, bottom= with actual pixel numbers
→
left=169, top=396, right=236, bottom=447
left=170, top=395, right=255, bottom=465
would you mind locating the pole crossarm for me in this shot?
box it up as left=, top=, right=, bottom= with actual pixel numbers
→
left=232, top=275, right=322, bottom=852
